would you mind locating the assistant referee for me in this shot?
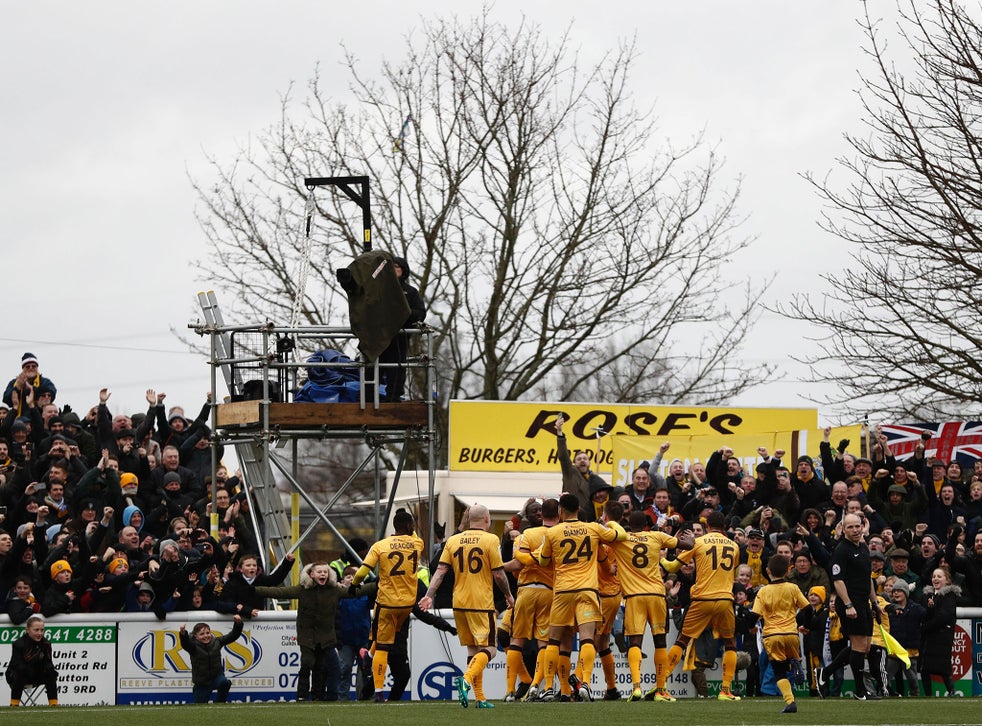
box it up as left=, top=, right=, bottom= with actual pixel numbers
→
left=815, top=513, right=883, bottom=700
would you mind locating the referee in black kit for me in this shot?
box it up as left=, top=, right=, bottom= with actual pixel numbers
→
left=815, top=513, right=883, bottom=700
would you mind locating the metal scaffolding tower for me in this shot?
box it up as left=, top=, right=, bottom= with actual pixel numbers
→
left=193, top=292, right=437, bottom=569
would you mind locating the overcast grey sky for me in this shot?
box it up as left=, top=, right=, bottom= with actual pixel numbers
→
left=2, top=1, right=886, bottom=424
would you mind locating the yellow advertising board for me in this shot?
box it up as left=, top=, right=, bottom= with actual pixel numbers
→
left=449, top=401, right=862, bottom=487
left=609, top=427, right=863, bottom=488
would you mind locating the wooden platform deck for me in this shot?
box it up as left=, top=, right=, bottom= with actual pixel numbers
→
left=215, top=401, right=429, bottom=430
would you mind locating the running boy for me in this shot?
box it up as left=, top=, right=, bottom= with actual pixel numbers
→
left=752, top=555, right=809, bottom=713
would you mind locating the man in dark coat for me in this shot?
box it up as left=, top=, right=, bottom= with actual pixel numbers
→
left=3, top=353, right=56, bottom=414
left=555, top=415, right=608, bottom=521
left=378, top=256, right=426, bottom=401
left=338, top=250, right=411, bottom=363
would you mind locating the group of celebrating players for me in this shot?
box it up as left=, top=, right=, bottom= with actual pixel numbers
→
left=354, top=492, right=812, bottom=712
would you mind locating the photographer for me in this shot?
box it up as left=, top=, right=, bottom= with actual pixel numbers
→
left=214, top=489, right=257, bottom=555
left=2, top=412, right=40, bottom=472
left=0, top=440, right=14, bottom=476
left=647, top=487, right=682, bottom=531
left=760, top=464, right=801, bottom=526
left=681, top=484, right=724, bottom=522
left=739, top=504, right=788, bottom=541
left=34, top=435, right=85, bottom=486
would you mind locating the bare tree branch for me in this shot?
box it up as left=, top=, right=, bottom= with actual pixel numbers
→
left=192, top=13, right=770, bottom=459
left=780, top=0, right=982, bottom=418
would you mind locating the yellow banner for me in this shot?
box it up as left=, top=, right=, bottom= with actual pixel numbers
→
left=611, top=427, right=863, bottom=488
left=448, top=400, right=826, bottom=480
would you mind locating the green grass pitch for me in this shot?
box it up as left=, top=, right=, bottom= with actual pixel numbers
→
left=2, top=696, right=979, bottom=725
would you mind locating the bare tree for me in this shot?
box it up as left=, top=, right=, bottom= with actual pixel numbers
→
left=784, top=0, right=982, bottom=418
left=193, top=14, right=768, bottom=433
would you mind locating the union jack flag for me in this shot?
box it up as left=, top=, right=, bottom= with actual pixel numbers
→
left=880, top=421, right=982, bottom=465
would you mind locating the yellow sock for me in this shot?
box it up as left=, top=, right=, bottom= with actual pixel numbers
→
left=531, top=647, right=545, bottom=688
left=721, top=649, right=737, bottom=694
left=558, top=652, right=571, bottom=695
left=628, top=645, right=643, bottom=687
left=543, top=645, right=559, bottom=690
left=473, top=667, right=486, bottom=701
left=10, top=699, right=19, bottom=707
left=506, top=647, right=529, bottom=692
left=601, top=650, right=616, bottom=689
left=666, top=644, right=684, bottom=674
left=373, top=650, right=390, bottom=691
left=48, top=699, right=58, bottom=707
left=777, top=678, right=793, bottom=704
left=579, top=641, right=597, bottom=685
left=655, top=647, right=669, bottom=690
left=466, top=651, right=490, bottom=685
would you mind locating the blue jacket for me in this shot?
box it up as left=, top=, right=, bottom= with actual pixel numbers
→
left=336, top=591, right=374, bottom=646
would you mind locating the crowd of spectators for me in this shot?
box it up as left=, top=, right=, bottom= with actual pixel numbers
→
left=6, top=348, right=979, bottom=697
left=0, top=352, right=280, bottom=622
left=609, top=430, right=982, bottom=609
left=577, top=429, right=979, bottom=697
left=520, top=421, right=980, bottom=697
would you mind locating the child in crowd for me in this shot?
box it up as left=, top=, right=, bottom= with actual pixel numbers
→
left=733, top=583, right=760, bottom=696
left=255, top=561, right=367, bottom=702
left=824, top=593, right=846, bottom=696
left=6, top=614, right=58, bottom=706
left=220, top=552, right=294, bottom=617
left=178, top=614, right=244, bottom=703
left=5, top=576, right=41, bottom=624
left=335, top=564, right=375, bottom=700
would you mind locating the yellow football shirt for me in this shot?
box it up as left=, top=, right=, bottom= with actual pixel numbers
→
left=751, top=580, right=808, bottom=636
left=362, top=533, right=425, bottom=607
left=538, top=519, right=621, bottom=593
left=439, top=528, right=505, bottom=610
left=676, top=531, right=739, bottom=601
left=515, top=525, right=555, bottom=589
left=608, top=530, right=677, bottom=596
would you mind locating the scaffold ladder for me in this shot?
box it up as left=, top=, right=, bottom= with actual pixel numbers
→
left=197, top=291, right=293, bottom=566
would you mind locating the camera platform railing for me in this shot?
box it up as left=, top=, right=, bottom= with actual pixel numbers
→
left=193, top=291, right=437, bottom=572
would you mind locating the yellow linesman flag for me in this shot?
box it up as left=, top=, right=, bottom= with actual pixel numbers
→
left=879, top=623, right=910, bottom=668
